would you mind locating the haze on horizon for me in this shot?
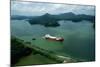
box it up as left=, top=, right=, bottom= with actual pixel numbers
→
left=11, top=1, right=95, bottom=16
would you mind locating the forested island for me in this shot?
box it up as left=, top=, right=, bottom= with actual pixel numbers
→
left=11, top=12, right=95, bottom=27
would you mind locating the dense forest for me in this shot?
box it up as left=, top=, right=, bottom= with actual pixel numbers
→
left=11, top=36, right=33, bottom=66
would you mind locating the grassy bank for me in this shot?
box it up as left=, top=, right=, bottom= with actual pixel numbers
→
left=11, top=36, right=77, bottom=66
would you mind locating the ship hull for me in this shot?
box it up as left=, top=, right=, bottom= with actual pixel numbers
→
left=45, top=37, right=64, bottom=42
left=43, top=34, right=64, bottom=42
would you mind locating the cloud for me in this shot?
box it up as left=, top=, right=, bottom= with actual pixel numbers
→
left=11, top=1, right=95, bottom=16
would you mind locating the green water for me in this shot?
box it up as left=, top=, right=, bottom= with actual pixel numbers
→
left=11, top=20, right=95, bottom=61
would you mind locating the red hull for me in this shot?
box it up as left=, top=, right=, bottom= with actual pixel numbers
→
left=45, top=38, right=64, bottom=42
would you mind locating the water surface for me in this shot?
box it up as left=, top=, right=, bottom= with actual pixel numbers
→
left=11, top=20, right=95, bottom=61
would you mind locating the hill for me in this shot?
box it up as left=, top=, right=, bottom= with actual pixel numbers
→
left=11, top=12, right=95, bottom=27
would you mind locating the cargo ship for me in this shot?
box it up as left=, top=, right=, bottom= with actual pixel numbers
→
left=43, top=34, right=64, bottom=42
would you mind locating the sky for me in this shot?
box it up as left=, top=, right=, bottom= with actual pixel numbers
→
left=12, top=0, right=95, bottom=5
left=11, top=1, right=95, bottom=16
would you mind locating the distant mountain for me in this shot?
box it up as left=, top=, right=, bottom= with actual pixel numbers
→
left=28, top=12, right=95, bottom=27
left=11, top=12, right=95, bottom=27
left=52, top=12, right=95, bottom=22
left=11, top=15, right=34, bottom=20
left=53, top=12, right=76, bottom=19
left=28, top=13, right=60, bottom=27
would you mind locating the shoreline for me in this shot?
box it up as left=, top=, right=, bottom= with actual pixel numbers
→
left=12, top=37, right=79, bottom=66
